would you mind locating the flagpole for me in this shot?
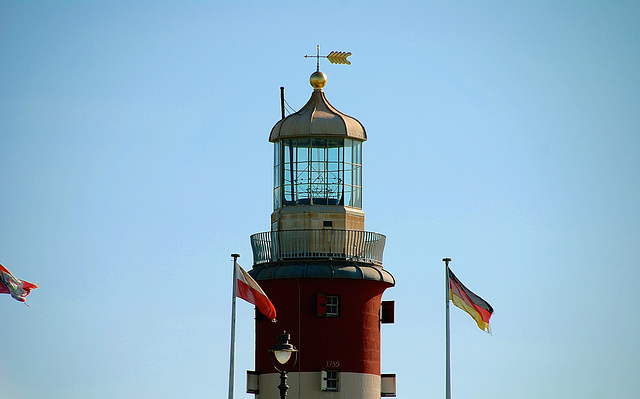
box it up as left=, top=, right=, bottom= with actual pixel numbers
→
left=228, top=254, right=240, bottom=399
left=443, top=257, right=452, bottom=399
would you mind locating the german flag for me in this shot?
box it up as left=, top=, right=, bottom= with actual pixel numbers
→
left=448, top=267, right=493, bottom=333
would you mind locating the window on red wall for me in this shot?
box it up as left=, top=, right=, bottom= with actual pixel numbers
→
left=317, top=294, right=339, bottom=317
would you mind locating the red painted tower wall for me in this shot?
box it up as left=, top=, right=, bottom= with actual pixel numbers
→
left=254, top=278, right=392, bottom=375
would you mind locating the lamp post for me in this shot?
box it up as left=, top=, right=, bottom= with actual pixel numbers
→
left=269, top=331, right=298, bottom=399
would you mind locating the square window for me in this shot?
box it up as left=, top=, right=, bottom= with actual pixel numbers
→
left=317, top=294, right=340, bottom=317
left=322, top=370, right=339, bottom=392
left=326, top=370, right=338, bottom=391
left=326, top=296, right=339, bottom=317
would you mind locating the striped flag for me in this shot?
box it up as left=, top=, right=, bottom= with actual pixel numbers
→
left=448, top=267, right=493, bottom=333
left=0, top=264, right=38, bottom=304
left=235, top=263, right=276, bottom=321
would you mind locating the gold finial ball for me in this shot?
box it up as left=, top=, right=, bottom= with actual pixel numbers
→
left=310, top=71, right=327, bottom=89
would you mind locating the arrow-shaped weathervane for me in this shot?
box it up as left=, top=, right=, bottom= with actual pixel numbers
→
left=326, top=51, right=352, bottom=65
left=305, top=45, right=352, bottom=70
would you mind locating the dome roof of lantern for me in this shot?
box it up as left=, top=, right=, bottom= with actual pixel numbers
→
left=269, top=71, right=367, bottom=142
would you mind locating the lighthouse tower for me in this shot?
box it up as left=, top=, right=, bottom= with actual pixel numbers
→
left=248, top=67, right=396, bottom=399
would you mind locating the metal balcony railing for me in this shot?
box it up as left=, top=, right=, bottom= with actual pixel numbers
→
left=250, top=229, right=386, bottom=265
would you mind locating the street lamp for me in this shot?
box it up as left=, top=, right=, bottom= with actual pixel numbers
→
left=269, top=330, right=298, bottom=399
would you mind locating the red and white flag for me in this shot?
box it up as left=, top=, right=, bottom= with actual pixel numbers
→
left=235, top=263, right=276, bottom=321
left=0, top=264, right=38, bottom=304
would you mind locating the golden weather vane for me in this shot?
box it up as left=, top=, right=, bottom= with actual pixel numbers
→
left=305, top=45, right=352, bottom=71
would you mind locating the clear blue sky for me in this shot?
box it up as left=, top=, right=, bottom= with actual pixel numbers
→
left=1, top=1, right=639, bottom=398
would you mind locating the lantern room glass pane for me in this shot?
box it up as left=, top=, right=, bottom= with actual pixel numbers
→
left=274, top=138, right=362, bottom=209
left=297, top=140, right=309, bottom=162
left=354, top=141, right=362, bottom=164
left=274, top=186, right=281, bottom=209
left=344, top=140, right=353, bottom=164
